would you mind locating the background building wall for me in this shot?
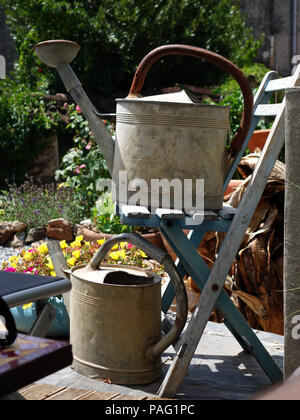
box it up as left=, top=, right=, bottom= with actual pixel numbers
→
left=241, top=0, right=299, bottom=76
left=0, top=8, right=18, bottom=75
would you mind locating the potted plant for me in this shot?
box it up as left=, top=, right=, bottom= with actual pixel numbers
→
left=248, top=129, right=270, bottom=153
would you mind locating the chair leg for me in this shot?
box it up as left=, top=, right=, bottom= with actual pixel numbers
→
left=29, top=300, right=56, bottom=338
left=160, top=222, right=283, bottom=388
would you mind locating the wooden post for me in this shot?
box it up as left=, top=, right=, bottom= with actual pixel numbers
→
left=284, top=87, right=300, bottom=379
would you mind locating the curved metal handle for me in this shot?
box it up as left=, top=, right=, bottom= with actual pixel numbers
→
left=89, top=232, right=188, bottom=359
left=128, top=44, right=253, bottom=171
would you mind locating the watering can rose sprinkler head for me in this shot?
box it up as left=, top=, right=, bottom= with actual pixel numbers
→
left=34, top=40, right=115, bottom=174
left=34, top=39, right=81, bottom=68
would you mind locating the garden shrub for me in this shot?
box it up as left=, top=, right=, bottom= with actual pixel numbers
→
left=91, top=191, right=132, bottom=235
left=1, top=0, right=261, bottom=96
left=54, top=103, right=110, bottom=218
left=0, top=75, right=61, bottom=188
left=204, top=63, right=273, bottom=137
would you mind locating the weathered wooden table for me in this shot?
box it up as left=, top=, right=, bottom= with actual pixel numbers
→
left=0, top=334, right=72, bottom=397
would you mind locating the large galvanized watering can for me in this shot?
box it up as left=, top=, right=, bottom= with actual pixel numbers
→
left=68, top=232, right=187, bottom=384
left=34, top=41, right=253, bottom=210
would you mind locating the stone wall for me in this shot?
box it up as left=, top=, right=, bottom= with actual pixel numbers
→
left=0, top=8, right=18, bottom=75
left=241, top=0, right=299, bottom=76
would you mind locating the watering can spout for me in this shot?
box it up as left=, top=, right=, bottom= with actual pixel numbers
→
left=34, top=40, right=115, bottom=174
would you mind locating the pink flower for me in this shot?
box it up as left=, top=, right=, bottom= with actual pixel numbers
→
left=86, top=141, right=92, bottom=150
left=75, top=164, right=86, bottom=174
left=128, top=243, right=133, bottom=249
left=76, top=105, right=82, bottom=114
left=4, top=267, right=16, bottom=272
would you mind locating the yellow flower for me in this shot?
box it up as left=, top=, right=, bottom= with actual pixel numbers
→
left=46, top=257, right=54, bottom=270
left=57, top=182, right=68, bottom=189
left=109, top=251, right=120, bottom=260
left=60, top=240, right=68, bottom=249
left=67, top=257, right=76, bottom=266
left=37, top=243, right=48, bottom=254
left=23, top=252, right=33, bottom=261
left=8, top=255, right=18, bottom=263
left=97, top=239, right=106, bottom=245
left=109, top=250, right=126, bottom=261
left=112, top=244, right=118, bottom=250
left=84, top=241, right=91, bottom=246
left=72, top=250, right=81, bottom=259
left=139, top=250, right=148, bottom=258
left=22, top=302, right=33, bottom=310
left=50, top=271, right=56, bottom=277
left=120, top=242, right=128, bottom=248
left=70, top=235, right=84, bottom=248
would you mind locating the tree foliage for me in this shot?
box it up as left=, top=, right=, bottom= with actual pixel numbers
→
left=1, top=0, right=260, bottom=96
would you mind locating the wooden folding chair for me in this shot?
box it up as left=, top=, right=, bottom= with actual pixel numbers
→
left=118, top=66, right=300, bottom=397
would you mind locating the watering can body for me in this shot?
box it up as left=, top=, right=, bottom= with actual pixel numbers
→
left=68, top=233, right=188, bottom=385
left=70, top=264, right=163, bottom=384
left=114, top=92, right=229, bottom=210
left=34, top=41, right=253, bottom=212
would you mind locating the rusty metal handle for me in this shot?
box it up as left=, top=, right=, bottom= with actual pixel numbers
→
left=89, top=232, right=188, bottom=359
left=128, top=44, right=253, bottom=166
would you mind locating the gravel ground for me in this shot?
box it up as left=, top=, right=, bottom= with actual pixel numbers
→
left=0, top=245, right=29, bottom=267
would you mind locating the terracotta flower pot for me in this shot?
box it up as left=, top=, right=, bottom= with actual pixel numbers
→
left=248, top=129, right=270, bottom=153
left=81, top=227, right=165, bottom=250
left=160, top=230, right=190, bottom=262
left=224, top=179, right=243, bottom=198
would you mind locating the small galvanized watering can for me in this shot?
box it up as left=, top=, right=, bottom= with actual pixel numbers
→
left=34, top=41, right=253, bottom=211
left=69, top=232, right=188, bottom=384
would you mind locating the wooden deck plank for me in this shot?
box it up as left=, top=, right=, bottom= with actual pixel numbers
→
left=20, top=384, right=150, bottom=400
left=19, top=383, right=37, bottom=394
left=20, top=384, right=66, bottom=400
left=112, top=394, right=148, bottom=400
left=45, top=387, right=93, bottom=400
left=78, top=391, right=120, bottom=400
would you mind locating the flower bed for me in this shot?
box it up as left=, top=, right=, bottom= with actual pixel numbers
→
left=2, top=235, right=164, bottom=275
left=1, top=236, right=165, bottom=337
